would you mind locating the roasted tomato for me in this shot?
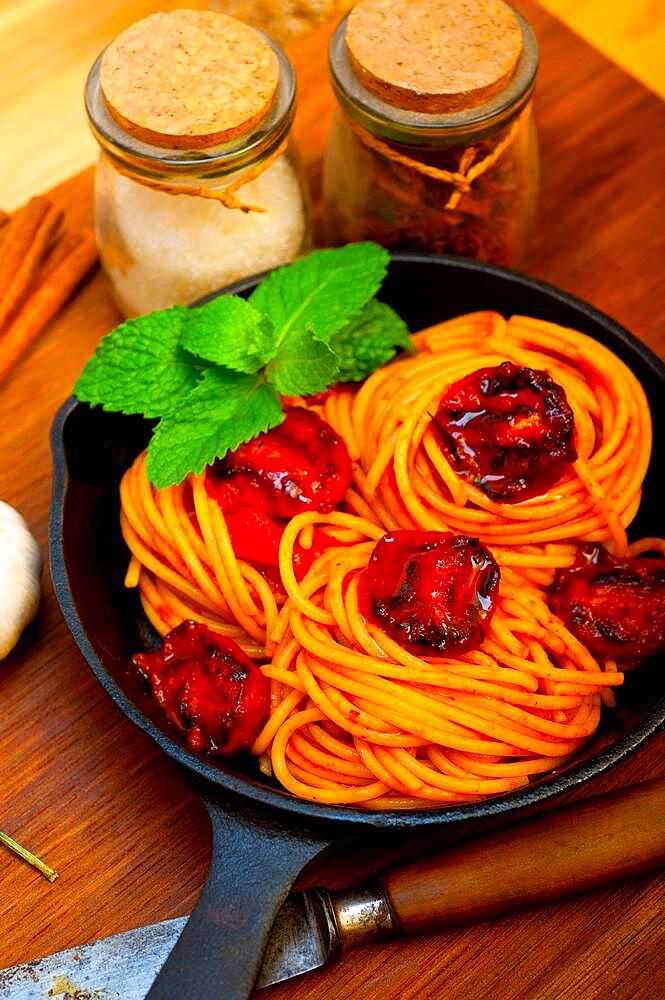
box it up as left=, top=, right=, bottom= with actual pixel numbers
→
left=432, top=361, right=577, bottom=502
left=222, top=509, right=285, bottom=567
left=133, top=620, right=269, bottom=756
left=206, top=407, right=352, bottom=519
left=205, top=408, right=352, bottom=576
left=359, top=530, right=500, bottom=655
left=551, top=546, right=665, bottom=665
left=220, top=508, right=336, bottom=574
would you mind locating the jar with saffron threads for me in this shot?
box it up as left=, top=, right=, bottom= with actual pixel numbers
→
left=85, top=9, right=311, bottom=317
left=323, top=0, right=539, bottom=266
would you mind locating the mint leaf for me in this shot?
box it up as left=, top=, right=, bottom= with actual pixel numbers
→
left=146, top=368, right=283, bottom=488
left=265, top=327, right=339, bottom=396
left=249, top=242, right=389, bottom=349
left=330, top=299, right=414, bottom=382
left=182, top=296, right=275, bottom=374
left=73, top=243, right=411, bottom=490
left=74, top=306, right=202, bottom=418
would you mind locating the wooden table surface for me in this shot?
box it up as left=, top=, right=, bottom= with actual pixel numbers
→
left=1, top=2, right=665, bottom=998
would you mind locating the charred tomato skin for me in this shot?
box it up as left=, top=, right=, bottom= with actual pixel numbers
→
left=133, top=620, right=269, bottom=756
left=359, top=530, right=500, bottom=656
left=551, top=546, right=665, bottom=665
left=433, top=361, right=577, bottom=502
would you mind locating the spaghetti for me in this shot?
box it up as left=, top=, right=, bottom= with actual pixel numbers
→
left=120, top=311, right=664, bottom=809
left=120, top=453, right=279, bottom=658
left=252, top=511, right=621, bottom=806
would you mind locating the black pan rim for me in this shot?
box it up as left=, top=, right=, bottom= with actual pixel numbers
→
left=50, top=251, right=665, bottom=831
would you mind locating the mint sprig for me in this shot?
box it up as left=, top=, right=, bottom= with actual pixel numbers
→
left=75, top=306, right=203, bottom=418
left=265, top=327, right=339, bottom=396
left=182, top=296, right=273, bottom=374
left=74, top=242, right=414, bottom=488
left=331, top=299, right=413, bottom=382
left=248, top=242, right=387, bottom=346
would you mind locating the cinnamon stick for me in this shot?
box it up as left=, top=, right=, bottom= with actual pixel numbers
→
left=0, top=201, right=63, bottom=328
left=0, top=229, right=98, bottom=385
left=0, top=197, right=52, bottom=303
left=40, top=229, right=89, bottom=280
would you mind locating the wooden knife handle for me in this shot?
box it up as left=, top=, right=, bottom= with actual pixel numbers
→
left=381, top=776, right=665, bottom=934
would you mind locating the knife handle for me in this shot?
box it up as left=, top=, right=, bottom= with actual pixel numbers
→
left=380, top=775, right=665, bottom=934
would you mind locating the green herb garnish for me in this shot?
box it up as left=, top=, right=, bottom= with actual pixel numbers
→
left=75, top=242, right=414, bottom=489
left=331, top=299, right=413, bottom=383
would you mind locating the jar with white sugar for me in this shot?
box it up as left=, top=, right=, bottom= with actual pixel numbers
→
left=85, top=9, right=311, bottom=317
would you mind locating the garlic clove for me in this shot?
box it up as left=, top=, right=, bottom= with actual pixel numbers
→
left=0, top=501, right=42, bottom=660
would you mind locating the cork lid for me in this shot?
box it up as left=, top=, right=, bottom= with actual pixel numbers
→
left=100, top=10, right=280, bottom=149
left=346, top=0, right=523, bottom=113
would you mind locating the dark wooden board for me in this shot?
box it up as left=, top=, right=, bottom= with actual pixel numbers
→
left=1, top=2, right=664, bottom=997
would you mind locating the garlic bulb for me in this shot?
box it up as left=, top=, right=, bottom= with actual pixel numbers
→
left=0, top=501, right=42, bottom=660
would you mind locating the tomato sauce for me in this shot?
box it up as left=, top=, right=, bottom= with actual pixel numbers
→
left=205, top=407, right=352, bottom=578
left=551, top=545, right=665, bottom=665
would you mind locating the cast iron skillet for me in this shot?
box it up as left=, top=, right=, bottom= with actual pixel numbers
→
left=50, top=254, right=665, bottom=1000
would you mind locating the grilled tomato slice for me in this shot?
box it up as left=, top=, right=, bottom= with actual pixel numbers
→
left=433, top=361, right=577, bottom=502
left=133, top=620, right=269, bottom=755
left=551, top=546, right=665, bottom=665
left=359, top=530, right=500, bottom=656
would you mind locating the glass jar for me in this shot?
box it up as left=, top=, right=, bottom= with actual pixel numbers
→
left=85, top=13, right=311, bottom=317
left=323, top=3, right=539, bottom=267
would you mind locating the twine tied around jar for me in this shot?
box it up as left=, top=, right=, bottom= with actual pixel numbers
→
left=349, top=110, right=526, bottom=210
left=110, top=141, right=288, bottom=213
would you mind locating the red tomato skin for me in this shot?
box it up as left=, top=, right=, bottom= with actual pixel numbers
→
left=359, top=530, right=500, bottom=656
left=551, top=546, right=665, bottom=665
left=133, top=620, right=269, bottom=756
left=206, top=407, right=352, bottom=519
left=433, top=361, right=577, bottom=502
left=205, top=408, right=353, bottom=585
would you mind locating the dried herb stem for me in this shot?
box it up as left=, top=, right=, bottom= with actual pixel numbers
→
left=0, top=831, right=58, bottom=882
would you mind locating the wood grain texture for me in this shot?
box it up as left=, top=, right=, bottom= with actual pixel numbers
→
left=1, top=3, right=665, bottom=999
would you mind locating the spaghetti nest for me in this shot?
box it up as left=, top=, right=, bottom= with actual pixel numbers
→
left=321, top=311, right=652, bottom=587
left=118, top=311, right=662, bottom=809
left=252, top=512, right=623, bottom=808
left=120, top=454, right=359, bottom=658
left=120, top=454, right=280, bottom=659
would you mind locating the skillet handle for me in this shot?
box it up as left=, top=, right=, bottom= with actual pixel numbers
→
left=145, top=794, right=332, bottom=1000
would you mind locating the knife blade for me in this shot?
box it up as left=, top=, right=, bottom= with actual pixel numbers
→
left=0, top=892, right=337, bottom=999
left=0, top=885, right=348, bottom=998
left=2, top=774, right=665, bottom=999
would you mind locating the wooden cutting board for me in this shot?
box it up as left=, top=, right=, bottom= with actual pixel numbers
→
left=1, top=3, right=664, bottom=998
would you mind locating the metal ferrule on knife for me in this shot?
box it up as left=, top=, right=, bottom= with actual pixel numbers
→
left=321, top=885, right=397, bottom=952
